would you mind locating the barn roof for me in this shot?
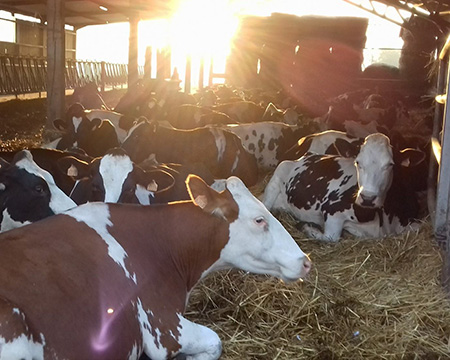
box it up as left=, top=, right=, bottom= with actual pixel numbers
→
left=1, top=0, right=450, bottom=29
left=0, top=0, right=178, bottom=28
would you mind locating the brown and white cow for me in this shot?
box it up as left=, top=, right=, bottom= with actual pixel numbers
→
left=121, top=119, right=259, bottom=187
left=0, top=175, right=311, bottom=359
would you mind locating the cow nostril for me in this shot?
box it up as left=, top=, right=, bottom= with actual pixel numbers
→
left=303, top=259, right=312, bottom=273
left=361, top=193, right=376, bottom=202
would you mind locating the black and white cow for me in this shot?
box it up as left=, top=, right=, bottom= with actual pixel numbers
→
left=53, top=103, right=131, bottom=143
left=222, top=121, right=320, bottom=170
left=283, top=130, right=364, bottom=160
left=263, top=133, right=425, bottom=241
left=57, top=148, right=175, bottom=205
left=121, top=119, right=259, bottom=187
left=53, top=116, right=120, bottom=158
left=0, top=150, right=76, bottom=232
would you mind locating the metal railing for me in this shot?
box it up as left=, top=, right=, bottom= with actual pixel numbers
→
left=0, top=55, right=139, bottom=95
left=429, top=34, right=450, bottom=291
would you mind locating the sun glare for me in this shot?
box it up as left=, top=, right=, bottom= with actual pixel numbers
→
left=74, top=0, right=405, bottom=90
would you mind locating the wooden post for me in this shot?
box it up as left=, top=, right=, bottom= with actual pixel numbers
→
left=184, top=54, right=191, bottom=94
left=144, top=46, right=152, bottom=80
left=128, top=15, right=139, bottom=88
left=100, top=61, right=106, bottom=92
left=208, top=58, right=214, bottom=87
left=198, top=57, right=204, bottom=90
left=46, top=0, right=65, bottom=127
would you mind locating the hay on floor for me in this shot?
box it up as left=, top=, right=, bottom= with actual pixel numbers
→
left=187, top=214, right=450, bottom=360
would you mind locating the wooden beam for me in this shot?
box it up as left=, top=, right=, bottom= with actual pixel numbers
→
left=46, top=0, right=66, bottom=128
left=128, top=15, right=139, bottom=87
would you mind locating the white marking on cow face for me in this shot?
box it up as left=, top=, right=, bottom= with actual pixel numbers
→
left=355, top=133, right=394, bottom=208
left=135, top=298, right=168, bottom=360
left=212, top=177, right=311, bottom=283
left=0, top=334, right=44, bottom=360
left=208, top=128, right=226, bottom=162
left=66, top=203, right=137, bottom=283
left=99, top=154, right=134, bottom=203
left=1, top=209, right=31, bottom=232
left=15, top=151, right=77, bottom=213
left=72, top=116, right=83, bottom=132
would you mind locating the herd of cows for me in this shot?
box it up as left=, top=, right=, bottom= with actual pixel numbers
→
left=0, top=81, right=433, bottom=359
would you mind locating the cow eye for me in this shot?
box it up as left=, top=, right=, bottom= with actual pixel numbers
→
left=35, top=184, right=45, bottom=194
left=254, top=217, right=267, bottom=228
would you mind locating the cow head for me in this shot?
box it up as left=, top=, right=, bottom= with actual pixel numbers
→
left=355, top=133, right=426, bottom=208
left=53, top=103, right=86, bottom=132
left=0, top=150, right=76, bottom=232
left=58, top=148, right=174, bottom=205
left=121, top=118, right=157, bottom=164
left=355, top=133, right=394, bottom=208
left=187, top=175, right=311, bottom=282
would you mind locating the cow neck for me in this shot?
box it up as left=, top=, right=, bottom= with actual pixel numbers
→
left=109, top=201, right=230, bottom=293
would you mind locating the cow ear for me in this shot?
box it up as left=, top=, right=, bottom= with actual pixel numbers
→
left=57, top=156, right=90, bottom=179
left=119, top=115, right=136, bottom=132
left=262, top=102, right=278, bottom=120
left=331, top=138, right=360, bottom=157
left=91, top=118, right=103, bottom=131
left=138, top=168, right=175, bottom=194
left=53, top=118, right=67, bottom=131
left=397, top=148, right=426, bottom=167
left=186, top=174, right=238, bottom=221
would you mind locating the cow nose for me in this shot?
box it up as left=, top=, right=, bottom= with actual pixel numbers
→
left=303, top=259, right=312, bottom=274
left=360, top=193, right=376, bottom=203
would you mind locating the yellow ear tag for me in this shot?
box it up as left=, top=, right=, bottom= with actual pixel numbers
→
left=147, top=180, right=158, bottom=192
left=194, top=195, right=208, bottom=209
left=67, top=164, right=78, bottom=177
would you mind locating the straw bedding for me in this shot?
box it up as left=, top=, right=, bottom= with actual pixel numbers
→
left=186, top=185, right=450, bottom=359
left=1, top=95, right=449, bottom=359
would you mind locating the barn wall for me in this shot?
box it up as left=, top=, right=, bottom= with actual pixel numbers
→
left=0, top=20, right=76, bottom=59
left=226, top=14, right=368, bottom=116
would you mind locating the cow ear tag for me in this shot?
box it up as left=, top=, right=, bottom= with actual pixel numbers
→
left=67, top=164, right=78, bottom=177
left=147, top=180, right=158, bottom=192
left=194, top=195, right=208, bottom=209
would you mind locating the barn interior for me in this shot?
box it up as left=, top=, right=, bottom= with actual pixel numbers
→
left=1, top=0, right=450, bottom=359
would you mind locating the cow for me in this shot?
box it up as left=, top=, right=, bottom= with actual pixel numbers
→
left=70, top=82, right=110, bottom=110
left=58, top=148, right=175, bottom=205
left=221, top=121, right=320, bottom=170
left=212, top=101, right=265, bottom=123
left=166, top=104, right=235, bottom=129
left=52, top=103, right=132, bottom=144
left=262, top=102, right=300, bottom=125
left=0, top=150, right=76, bottom=232
left=138, top=160, right=220, bottom=203
left=0, top=175, right=311, bottom=359
left=0, top=147, right=92, bottom=196
left=52, top=117, right=120, bottom=158
left=121, top=119, right=259, bottom=187
left=283, top=130, right=364, bottom=160
left=263, top=133, right=425, bottom=241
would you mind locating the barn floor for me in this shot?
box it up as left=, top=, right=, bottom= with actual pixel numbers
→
left=1, top=92, right=449, bottom=359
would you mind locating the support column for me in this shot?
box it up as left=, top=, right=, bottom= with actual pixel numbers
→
left=46, top=0, right=65, bottom=128
left=128, top=15, right=139, bottom=87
